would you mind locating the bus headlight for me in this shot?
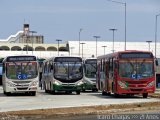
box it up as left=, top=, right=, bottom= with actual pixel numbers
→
left=147, top=81, right=154, bottom=88
left=7, top=81, right=16, bottom=87
left=77, top=81, right=83, bottom=86
left=118, top=81, right=127, bottom=89
left=54, top=81, right=60, bottom=85
left=31, top=81, right=38, bottom=86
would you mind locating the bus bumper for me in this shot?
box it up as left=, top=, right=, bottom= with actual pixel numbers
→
left=5, top=86, right=38, bottom=93
left=53, top=84, right=82, bottom=91
left=82, top=83, right=97, bottom=90
left=117, top=87, right=155, bottom=94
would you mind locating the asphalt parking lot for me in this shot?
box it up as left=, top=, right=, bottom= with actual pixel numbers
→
left=0, top=86, right=160, bottom=112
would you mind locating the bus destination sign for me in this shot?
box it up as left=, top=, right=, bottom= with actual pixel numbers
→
left=85, top=59, right=97, bottom=64
left=7, top=56, right=36, bottom=62
left=55, top=57, right=82, bottom=62
left=120, top=53, right=153, bottom=59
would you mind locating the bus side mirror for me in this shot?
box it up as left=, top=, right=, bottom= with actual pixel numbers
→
left=155, top=59, right=158, bottom=66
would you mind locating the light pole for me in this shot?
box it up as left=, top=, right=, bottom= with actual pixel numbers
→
left=109, top=28, right=117, bottom=53
left=56, top=39, right=62, bottom=56
left=146, top=41, right=152, bottom=51
left=102, top=46, right=107, bottom=55
left=93, top=36, right=101, bottom=57
left=106, top=0, right=126, bottom=50
left=155, top=13, right=160, bottom=58
left=29, top=31, right=37, bottom=55
left=79, top=28, right=83, bottom=56
left=80, top=43, right=85, bottom=58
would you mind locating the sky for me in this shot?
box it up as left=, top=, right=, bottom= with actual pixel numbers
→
left=0, top=0, right=160, bottom=43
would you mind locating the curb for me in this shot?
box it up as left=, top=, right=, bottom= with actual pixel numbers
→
left=0, top=101, right=160, bottom=118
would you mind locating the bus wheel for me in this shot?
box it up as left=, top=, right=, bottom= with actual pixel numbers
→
left=66, top=91, right=72, bottom=94
left=6, top=92, right=11, bottom=96
left=102, top=90, right=106, bottom=95
left=143, top=93, right=148, bottom=98
left=106, top=92, right=111, bottom=96
left=76, top=91, right=80, bottom=95
left=82, top=89, right=85, bottom=92
left=30, top=91, right=36, bottom=96
left=51, top=90, right=55, bottom=94
left=3, top=91, right=6, bottom=95
left=92, top=89, right=98, bottom=92
left=114, top=93, right=119, bottom=98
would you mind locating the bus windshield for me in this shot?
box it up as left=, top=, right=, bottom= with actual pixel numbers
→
left=119, top=60, right=153, bottom=79
left=84, top=63, right=96, bottom=78
left=6, top=62, right=38, bottom=80
left=54, top=62, right=83, bottom=81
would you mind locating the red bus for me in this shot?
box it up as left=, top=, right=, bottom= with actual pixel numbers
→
left=97, top=50, right=156, bottom=98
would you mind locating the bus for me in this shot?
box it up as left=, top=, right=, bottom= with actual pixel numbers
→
left=42, top=56, right=83, bottom=95
left=0, top=63, right=2, bottom=85
left=0, top=58, right=4, bottom=85
left=97, top=50, right=156, bottom=98
left=82, top=58, right=98, bottom=92
left=2, top=55, right=39, bottom=96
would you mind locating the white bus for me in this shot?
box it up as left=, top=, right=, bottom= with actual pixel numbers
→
left=42, top=56, right=83, bottom=95
left=2, top=55, right=39, bottom=96
left=82, top=58, right=97, bottom=92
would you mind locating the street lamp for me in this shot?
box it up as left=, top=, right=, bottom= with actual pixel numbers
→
left=155, top=13, right=160, bottom=58
left=106, top=0, right=126, bottom=50
left=109, top=28, right=117, bottom=53
left=80, top=43, right=85, bottom=58
left=93, top=36, right=101, bottom=57
left=29, top=31, right=37, bottom=55
left=146, top=41, right=152, bottom=51
left=102, top=46, right=107, bottom=55
left=79, top=28, right=83, bottom=56
left=56, top=39, right=62, bottom=56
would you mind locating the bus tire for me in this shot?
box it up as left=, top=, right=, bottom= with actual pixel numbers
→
left=82, top=89, right=85, bottom=92
left=6, top=92, right=11, bottom=96
left=143, top=93, right=148, bottom=98
left=102, top=90, right=106, bottom=95
left=114, top=93, right=119, bottom=98
left=106, top=92, right=111, bottom=96
left=30, top=91, right=36, bottom=96
left=76, top=90, right=80, bottom=95
left=3, top=91, right=6, bottom=95
left=92, top=88, right=98, bottom=92
left=51, top=90, right=55, bottom=94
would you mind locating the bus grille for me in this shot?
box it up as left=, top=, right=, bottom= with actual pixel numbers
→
left=130, top=89, right=143, bottom=92
left=13, top=81, right=31, bottom=84
left=17, top=87, right=28, bottom=90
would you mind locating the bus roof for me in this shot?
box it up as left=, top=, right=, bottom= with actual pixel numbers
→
left=3, top=55, right=37, bottom=62
left=43, top=56, right=83, bottom=63
left=97, top=50, right=154, bottom=60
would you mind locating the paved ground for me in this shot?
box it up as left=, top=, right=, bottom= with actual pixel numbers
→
left=0, top=86, right=160, bottom=113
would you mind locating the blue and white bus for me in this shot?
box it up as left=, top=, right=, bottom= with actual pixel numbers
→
left=42, top=56, right=83, bottom=94
left=82, top=58, right=97, bottom=91
left=2, top=55, right=39, bottom=96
